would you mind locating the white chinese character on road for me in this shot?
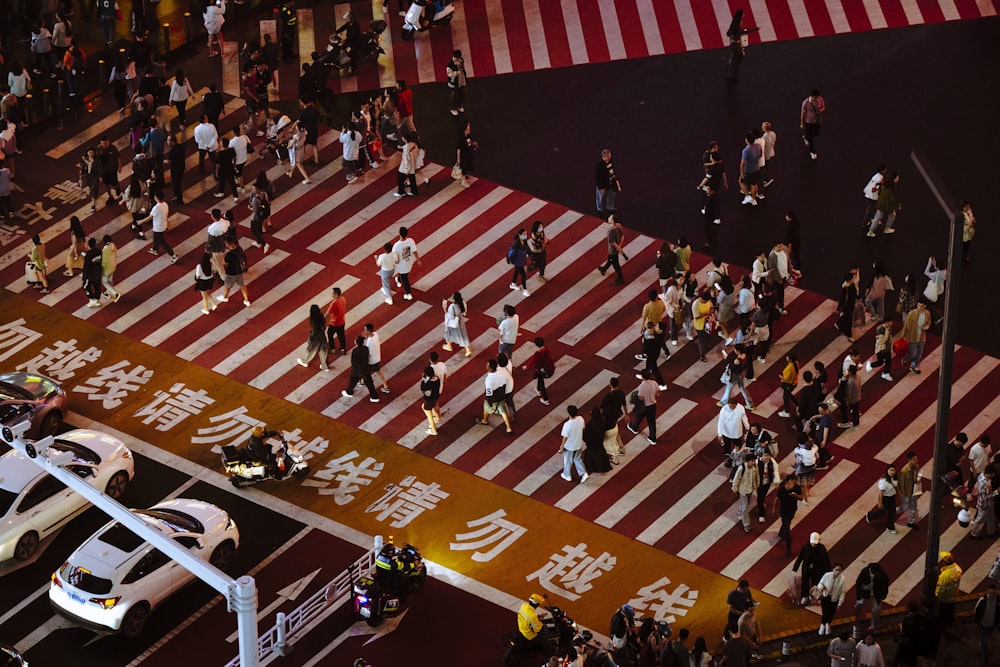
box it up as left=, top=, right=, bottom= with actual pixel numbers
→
left=134, top=382, right=216, bottom=431
left=628, top=577, right=699, bottom=625
left=190, top=406, right=265, bottom=454
left=302, top=450, right=384, bottom=505
left=262, top=427, right=326, bottom=461
left=449, top=509, right=527, bottom=562
left=72, top=360, right=153, bottom=409
left=364, top=475, right=449, bottom=528
left=526, top=543, right=616, bottom=601
left=0, top=318, right=42, bottom=363
left=44, top=180, right=89, bottom=205
left=17, top=339, right=102, bottom=380
left=0, top=223, right=27, bottom=248
left=13, top=201, right=57, bottom=225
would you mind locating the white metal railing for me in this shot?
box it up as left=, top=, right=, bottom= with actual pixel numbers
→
left=225, top=536, right=382, bottom=666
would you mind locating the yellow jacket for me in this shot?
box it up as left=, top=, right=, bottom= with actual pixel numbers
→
left=936, top=563, right=963, bottom=602
left=517, top=602, right=542, bottom=640
left=780, top=361, right=798, bottom=385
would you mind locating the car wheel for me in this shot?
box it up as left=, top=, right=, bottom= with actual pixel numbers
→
left=121, top=603, right=150, bottom=639
left=39, top=411, right=62, bottom=437
left=365, top=609, right=384, bottom=627
left=13, top=531, right=39, bottom=561
left=104, top=471, right=130, bottom=500
left=210, top=540, right=236, bottom=571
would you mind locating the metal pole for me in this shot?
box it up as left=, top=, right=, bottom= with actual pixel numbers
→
left=912, top=146, right=964, bottom=604
left=184, top=12, right=193, bottom=43
left=234, top=575, right=260, bottom=667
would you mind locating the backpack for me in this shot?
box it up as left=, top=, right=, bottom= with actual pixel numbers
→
left=629, top=390, right=641, bottom=406
left=237, top=246, right=248, bottom=273
left=506, top=243, right=515, bottom=264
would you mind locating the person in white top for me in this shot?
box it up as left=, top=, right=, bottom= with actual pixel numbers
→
left=760, top=121, right=776, bottom=187
left=363, top=323, right=389, bottom=393
left=136, top=191, right=178, bottom=262
left=390, top=226, right=419, bottom=300
left=854, top=629, right=885, bottom=667
left=558, top=405, right=588, bottom=484
left=203, top=0, right=226, bottom=57
left=168, top=69, right=195, bottom=128
left=193, top=114, right=219, bottom=176
left=228, top=125, right=251, bottom=190
left=428, top=351, right=448, bottom=410
left=861, top=164, right=885, bottom=228
left=339, top=122, right=361, bottom=183
left=374, top=242, right=398, bottom=305
left=968, top=436, right=992, bottom=488
left=717, top=397, right=749, bottom=461
left=498, top=304, right=518, bottom=357
left=286, top=121, right=311, bottom=184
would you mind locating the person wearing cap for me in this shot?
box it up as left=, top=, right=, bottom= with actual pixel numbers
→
left=793, top=532, right=831, bottom=606
left=246, top=424, right=279, bottom=470
left=515, top=593, right=551, bottom=657
left=936, top=552, right=963, bottom=626
left=610, top=603, right=638, bottom=660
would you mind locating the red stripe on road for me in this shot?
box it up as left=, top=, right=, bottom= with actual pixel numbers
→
left=877, top=0, right=911, bottom=26
left=535, top=0, right=575, bottom=70
left=574, top=0, right=612, bottom=63
left=763, top=0, right=801, bottom=40
left=461, top=0, right=498, bottom=77
left=649, top=0, right=689, bottom=55
left=499, top=0, right=536, bottom=74
left=802, top=1, right=837, bottom=34
left=613, top=0, right=650, bottom=60
left=839, top=0, right=875, bottom=30
left=689, top=0, right=726, bottom=49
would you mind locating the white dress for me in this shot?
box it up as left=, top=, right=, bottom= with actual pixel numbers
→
left=443, top=302, right=470, bottom=346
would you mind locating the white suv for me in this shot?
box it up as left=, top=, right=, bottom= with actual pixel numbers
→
left=49, top=498, right=240, bottom=638
left=0, top=429, right=134, bottom=562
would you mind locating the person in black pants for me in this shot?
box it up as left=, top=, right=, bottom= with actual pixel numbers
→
left=342, top=336, right=379, bottom=402
left=597, top=214, right=625, bottom=284
left=702, top=183, right=721, bottom=250
left=773, top=476, right=802, bottom=557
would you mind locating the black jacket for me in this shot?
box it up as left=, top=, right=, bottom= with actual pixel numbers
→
left=350, top=345, right=370, bottom=375
left=855, top=563, right=890, bottom=601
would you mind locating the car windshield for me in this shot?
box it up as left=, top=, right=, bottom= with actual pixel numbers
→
left=98, top=508, right=204, bottom=553
left=50, top=441, right=100, bottom=465
left=60, top=562, right=113, bottom=595
left=98, top=522, right=146, bottom=553
left=0, top=488, right=16, bottom=517
left=0, top=382, right=29, bottom=401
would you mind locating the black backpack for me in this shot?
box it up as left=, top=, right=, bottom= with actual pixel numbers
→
left=658, top=640, right=680, bottom=667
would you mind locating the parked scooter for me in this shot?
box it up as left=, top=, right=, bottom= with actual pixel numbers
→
left=401, top=0, right=454, bottom=41
left=352, top=539, right=426, bottom=626
left=221, top=429, right=309, bottom=488
left=322, top=19, right=387, bottom=70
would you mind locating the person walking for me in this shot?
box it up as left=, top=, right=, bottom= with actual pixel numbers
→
left=596, top=214, right=626, bottom=284
left=799, top=89, right=825, bottom=161
left=363, top=323, right=389, bottom=394
left=865, top=322, right=894, bottom=382
left=497, top=304, right=518, bottom=357
left=296, top=305, right=329, bottom=371
left=100, top=234, right=120, bottom=302
left=871, top=465, right=899, bottom=534
left=794, top=433, right=819, bottom=504
left=194, top=114, right=219, bottom=176
left=228, top=125, right=251, bottom=192
left=342, top=336, right=379, bottom=402
left=773, top=475, right=802, bottom=557
left=506, top=229, right=531, bottom=297
left=691, top=290, right=714, bottom=362
left=863, top=262, right=893, bottom=322
left=523, top=337, right=555, bottom=406
left=374, top=242, right=398, bottom=305
left=445, top=50, right=467, bottom=115
left=558, top=405, right=589, bottom=483
left=777, top=352, right=800, bottom=418
left=595, top=148, right=621, bottom=217
left=970, top=464, right=999, bottom=539
left=395, top=133, right=418, bottom=196
left=936, top=552, right=963, bottom=626
left=975, top=583, right=1000, bottom=666
left=627, top=369, right=659, bottom=445
left=340, top=121, right=361, bottom=183
left=479, top=358, right=513, bottom=434
left=137, top=191, right=178, bottom=262
left=839, top=365, right=861, bottom=430
left=527, top=220, right=548, bottom=283
left=600, top=377, right=627, bottom=465
left=391, top=226, right=420, bottom=301
left=867, top=172, right=901, bottom=237
left=248, top=181, right=270, bottom=253
left=582, top=406, right=611, bottom=474
left=815, top=563, right=846, bottom=636
left=854, top=562, right=890, bottom=631
left=168, top=69, right=195, bottom=129
left=166, top=132, right=186, bottom=205
left=725, top=580, right=757, bottom=636
left=455, top=121, right=478, bottom=188
left=732, top=454, right=760, bottom=533
left=755, top=450, right=779, bottom=524
left=286, top=121, right=312, bottom=184
left=900, top=299, right=931, bottom=373
left=194, top=252, right=218, bottom=315
left=203, top=0, right=226, bottom=57
left=794, top=532, right=831, bottom=606
left=81, top=237, right=102, bottom=307
left=720, top=345, right=754, bottom=409
left=219, top=238, right=250, bottom=307
left=717, top=396, right=749, bottom=463
left=420, top=366, right=441, bottom=435
left=738, top=131, right=763, bottom=206
left=429, top=351, right=448, bottom=410
left=897, top=451, right=920, bottom=530
left=496, top=353, right=517, bottom=423
left=63, top=217, right=86, bottom=277
left=827, top=628, right=856, bottom=664
left=95, top=135, right=121, bottom=204
left=214, top=137, right=238, bottom=202
left=324, top=287, right=347, bottom=356
left=834, top=267, right=860, bottom=341
left=861, top=164, right=886, bottom=227
left=442, top=291, right=472, bottom=357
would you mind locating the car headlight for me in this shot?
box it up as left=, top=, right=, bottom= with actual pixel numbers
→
left=90, top=596, right=122, bottom=609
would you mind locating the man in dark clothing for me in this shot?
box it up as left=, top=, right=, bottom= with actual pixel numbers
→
left=203, top=83, right=224, bottom=130
left=246, top=425, right=279, bottom=471
left=854, top=562, right=890, bottom=630
left=82, top=237, right=103, bottom=307
left=95, top=135, right=120, bottom=202
left=773, top=476, right=802, bottom=556
left=334, top=11, right=363, bottom=74
left=597, top=214, right=625, bottom=284
left=279, top=0, right=297, bottom=61
left=298, top=97, right=320, bottom=164
left=793, top=532, right=831, bottom=605
left=797, top=370, right=823, bottom=427
left=600, top=376, right=627, bottom=425
left=810, top=403, right=835, bottom=469
left=725, top=580, right=756, bottom=634
left=595, top=148, right=620, bottom=217
left=975, top=583, right=1000, bottom=665
left=141, top=118, right=166, bottom=185
left=702, top=183, right=721, bottom=250
left=342, top=336, right=379, bottom=402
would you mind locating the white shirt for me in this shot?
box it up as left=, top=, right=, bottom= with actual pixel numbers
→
left=717, top=403, right=749, bottom=439
left=340, top=130, right=361, bottom=161
left=365, top=332, right=381, bottom=364
left=207, top=218, right=229, bottom=238
left=772, top=249, right=789, bottom=278
left=754, top=136, right=767, bottom=167
left=8, top=71, right=30, bottom=98
left=560, top=416, right=585, bottom=452
left=498, top=314, right=519, bottom=345
left=229, top=134, right=250, bottom=165
left=431, top=361, right=448, bottom=390
left=194, top=122, right=219, bottom=152
left=752, top=257, right=768, bottom=285
left=498, top=364, right=514, bottom=394
left=392, top=238, right=418, bottom=274
left=376, top=251, right=398, bottom=272
left=863, top=172, right=884, bottom=201
left=150, top=201, right=169, bottom=232
left=969, top=442, right=991, bottom=475
left=484, top=370, right=506, bottom=399
left=169, top=78, right=195, bottom=103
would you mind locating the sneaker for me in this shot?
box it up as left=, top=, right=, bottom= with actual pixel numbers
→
left=380, top=387, right=390, bottom=394
left=369, top=397, right=380, bottom=403
left=658, top=385, right=668, bottom=391
left=201, top=308, right=210, bottom=315
left=635, top=374, right=644, bottom=380
left=634, top=354, right=646, bottom=360
left=910, top=366, right=921, bottom=374
left=757, top=357, right=765, bottom=363
left=597, top=266, right=607, bottom=276
left=217, top=296, right=229, bottom=303
left=214, top=192, right=224, bottom=198
left=403, top=293, right=413, bottom=301
left=866, top=231, right=876, bottom=238
left=393, top=192, right=405, bottom=197
left=385, top=298, right=393, bottom=305
left=758, top=516, right=765, bottom=523
left=756, top=193, right=765, bottom=200
left=560, top=473, right=572, bottom=482
left=716, top=401, right=724, bottom=407
left=509, top=283, right=518, bottom=290
left=170, top=255, right=179, bottom=264
left=522, top=290, right=530, bottom=297
left=539, top=398, right=550, bottom=406
left=580, top=473, right=590, bottom=484
left=450, top=109, right=459, bottom=116
left=341, top=390, right=354, bottom=398
left=810, top=153, right=818, bottom=160
left=244, top=300, right=251, bottom=307
left=865, top=361, right=873, bottom=373
left=741, top=195, right=753, bottom=205
left=148, top=248, right=160, bottom=255
left=647, top=437, right=656, bottom=445
left=671, top=340, right=678, bottom=346
left=112, top=293, right=122, bottom=303
left=777, top=410, right=790, bottom=418
left=263, top=243, right=270, bottom=255
left=296, top=359, right=308, bottom=367
left=883, top=228, right=896, bottom=234
left=425, top=428, right=437, bottom=435
left=881, top=372, right=893, bottom=381
left=627, top=424, right=638, bottom=435
left=888, top=528, right=897, bottom=534
left=749, top=197, right=758, bottom=206
left=837, top=422, right=852, bottom=428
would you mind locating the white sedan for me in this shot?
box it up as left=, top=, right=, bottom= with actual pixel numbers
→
left=49, top=498, right=240, bottom=638
left=0, top=429, right=134, bottom=562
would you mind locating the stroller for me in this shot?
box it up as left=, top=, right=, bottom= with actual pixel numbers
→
left=261, top=115, right=293, bottom=164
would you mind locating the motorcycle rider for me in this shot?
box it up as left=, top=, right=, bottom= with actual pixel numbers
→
left=334, top=11, right=363, bottom=75
left=247, top=425, right=281, bottom=476
left=375, top=539, right=421, bottom=595
left=516, top=593, right=553, bottom=658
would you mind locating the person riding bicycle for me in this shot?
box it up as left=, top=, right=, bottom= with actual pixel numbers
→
left=516, top=593, right=553, bottom=657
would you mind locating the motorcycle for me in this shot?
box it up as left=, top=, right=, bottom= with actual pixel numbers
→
left=221, top=433, right=309, bottom=488
left=352, top=541, right=426, bottom=627
left=502, top=606, right=579, bottom=665
left=322, top=20, right=387, bottom=70
left=401, top=0, right=454, bottom=41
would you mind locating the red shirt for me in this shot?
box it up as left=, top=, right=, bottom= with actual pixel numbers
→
left=325, top=296, right=346, bottom=326
left=396, top=88, right=413, bottom=117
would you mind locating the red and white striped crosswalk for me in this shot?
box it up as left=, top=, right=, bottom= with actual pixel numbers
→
left=312, top=0, right=999, bottom=93
left=7, top=112, right=1000, bottom=617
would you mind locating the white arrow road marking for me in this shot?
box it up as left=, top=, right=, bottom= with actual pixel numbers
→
left=226, top=568, right=322, bottom=642
left=300, top=609, right=410, bottom=667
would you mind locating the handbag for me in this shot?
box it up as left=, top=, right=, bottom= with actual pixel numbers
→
left=720, top=367, right=731, bottom=384
left=246, top=142, right=255, bottom=154
left=444, top=307, right=459, bottom=329
left=451, top=164, right=462, bottom=180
